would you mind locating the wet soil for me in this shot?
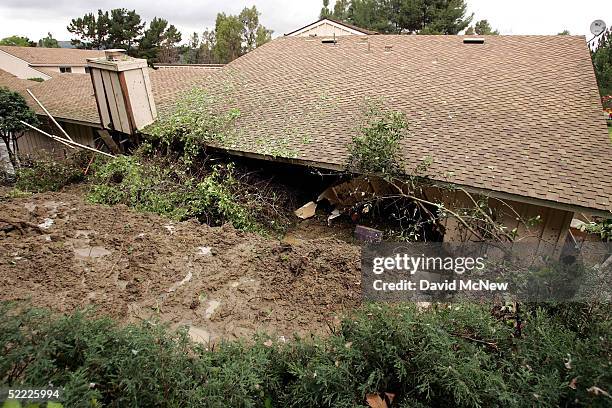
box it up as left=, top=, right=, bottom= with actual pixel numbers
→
left=0, top=189, right=362, bottom=343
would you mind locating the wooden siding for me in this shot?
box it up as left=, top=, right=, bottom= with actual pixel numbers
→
left=17, top=120, right=96, bottom=159
left=422, top=187, right=573, bottom=256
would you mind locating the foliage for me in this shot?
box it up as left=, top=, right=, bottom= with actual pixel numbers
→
left=325, top=0, right=473, bottom=34
left=145, top=87, right=240, bottom=164
left=1, top=302, right=610, bottom=407
left=347, top=103, right=408, bottom=176
left=320, top=0, right=333, bottom=18
left=138, top=17, right=182, bottom=63
left=181, top=29, right=217, bottom=64
left=180, top=5, right=271, bottom=64
left=582, top=219, right=612, bottom=242
left=0, top=35, right=34, bottom=47
left=213, top=13, right=244, bottom=63
left=240, top=6, right=273, bottom=52
left=38, top=32, right=59, bottom=48
left=88, top=155, right=264, bottom=232
left=465, top=20, right=499, bottom=35
left=67, top=10, right=111, bottom=50
left=107, top=8, right=145, bottom=53
left=0, top=87, right=39, bottom=168
left=67, top=8, right=144, bottom=54
left=27, top=77, right=45, bottom=82
left=14, top=152, right=90, bottom=193
left=592, top=28, right=612, bottom=97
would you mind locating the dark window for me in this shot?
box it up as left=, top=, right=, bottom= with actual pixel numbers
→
left=85, top=67, right=90, bottom=73
left=59, top=66, right=72, bottom=73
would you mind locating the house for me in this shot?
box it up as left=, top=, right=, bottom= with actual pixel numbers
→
left=1, top=35, right=611, bottom=250
left=189, top=34, right=612, bottom=251
left=0, top=46, right=105, bottom=80
left=285, top=18, right=378, bottom=37
left=0, top=62, right=216, bottom=156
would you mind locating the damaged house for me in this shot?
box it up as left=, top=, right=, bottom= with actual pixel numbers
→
left=0, top=34, right=610, bottom=251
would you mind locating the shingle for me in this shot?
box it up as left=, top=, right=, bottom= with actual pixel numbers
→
left=2, top=35, right=611, bottom=214
left=196, top=35, right=612, bottom=213
left=0, top=66, right=214, bottom=126
left=0, top=46, right=105, bottom=66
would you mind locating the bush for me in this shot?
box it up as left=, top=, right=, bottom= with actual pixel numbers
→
left=347, top=103, right=409, bottom=176
left=88, top=155, right=265, bottom=232
left=144, top=88, right=240, bottom=165
left=14, top=152, right=90, bottom=193
left=1, top=302, right=610, bottom=407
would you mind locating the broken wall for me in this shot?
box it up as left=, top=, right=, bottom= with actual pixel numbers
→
left=17, top=121, right=96, bottom=159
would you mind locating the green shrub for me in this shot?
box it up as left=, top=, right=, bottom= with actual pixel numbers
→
left=1, top=302, right=610, bottom=407
left=347, top=103, right=409, bottom=176
left=88, top=155, right=262, bottom=232
left=144, top=88, right=240, bottom=165
left=14, top=152, right=90, bottom=192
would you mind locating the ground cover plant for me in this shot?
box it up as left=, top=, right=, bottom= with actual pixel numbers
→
left=86, top=153, right=292, bottom=234
left=0, top=302, right=610, bottom=407
left=12, top=152, right=90, bottom=193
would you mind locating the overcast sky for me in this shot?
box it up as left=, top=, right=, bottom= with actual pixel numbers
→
left=0, top=0, right=610, bottom=43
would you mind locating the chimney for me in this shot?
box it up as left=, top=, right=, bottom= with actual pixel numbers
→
left=87, top=49, right=157, bottom=135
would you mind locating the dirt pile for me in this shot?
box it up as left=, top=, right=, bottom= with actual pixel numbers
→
left=0, top=190, right=361, bottom=341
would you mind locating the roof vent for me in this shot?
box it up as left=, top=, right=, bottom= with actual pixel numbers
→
left=384, top=45, right=393, bottom=52
left=463, top=37, right=485, bottom=44
left=321, top=38, right=337, bottom=44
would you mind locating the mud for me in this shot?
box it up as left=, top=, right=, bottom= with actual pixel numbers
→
left=0, top=190, right=362, bottom=342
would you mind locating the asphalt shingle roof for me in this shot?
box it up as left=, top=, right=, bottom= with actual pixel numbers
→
left=198, top=34, right=612, bottom=213
left=0, top=66, right=215, bottom=125
left=1, top=35, right=610, bottom=213
left=0, top=46, right=105, bottom=66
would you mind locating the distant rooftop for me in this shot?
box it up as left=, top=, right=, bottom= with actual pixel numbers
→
left=0, top=46, right=104, bottom=66
left=285, top=18, right=379, bottom=36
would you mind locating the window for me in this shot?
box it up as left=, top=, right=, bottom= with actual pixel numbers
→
left=85, top=67, right=90, bottom=73
left=59, top=66, right=72, bottom=73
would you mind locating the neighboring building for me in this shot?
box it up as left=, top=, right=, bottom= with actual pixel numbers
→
left=285, top=18, right=378, bottom=37
left=152, top=63, right=225, bottom=70
left=1, top=35, right=611, bottom=250
left=0, top=46, right=104, bottom=80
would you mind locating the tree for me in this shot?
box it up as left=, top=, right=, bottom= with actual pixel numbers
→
left=68, top=8, right=143, bottom=53
left=107, top=8, right=144, bottom=54
left=138, top=18, right=181, bottom=63
left=557, top=30, right=570, bottom=35
left=591, top=28, right=612, bottom=97
left=320, top=0, right=332, bottom=18
left=67, top=10, right=110, bottom=49
left=182, top=32, right=201, bottom=64
left=138, top=17, right=168, bottom=60
left=333, top=0, right=351, bottom=21
left=465, top=19, right=499, bottom=35
left=38, top=33, right=59, bottom=48
left=157, top=25, right=182, bottom=63
left=255, top=26, right=272, bottom=48
left=213, top=6, right=271, bottom=64
left=214, top=13, right=243, bottom=63
left=240, top=6, right=272, bottom=52
left=0, top=87, right=39, bottom=168
left=323, top=0, right=473, bottom=35
left=0, top=36, right=34, bottom=47
left=198, top=29, right=216, bottom=63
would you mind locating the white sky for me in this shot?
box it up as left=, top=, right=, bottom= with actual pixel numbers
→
left=0, top=0, right=610, bottom=44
